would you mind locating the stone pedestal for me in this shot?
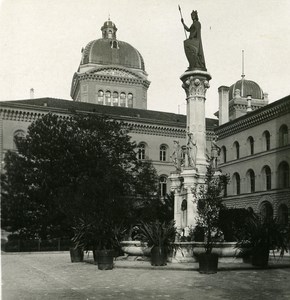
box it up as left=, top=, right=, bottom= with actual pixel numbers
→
left=170, top=70, right=211, bottom=235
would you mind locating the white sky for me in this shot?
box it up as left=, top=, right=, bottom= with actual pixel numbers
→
left=1, top=0, right=290, bottom=117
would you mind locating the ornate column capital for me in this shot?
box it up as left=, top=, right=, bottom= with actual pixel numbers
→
left=180, top=70, right=211, bottom=98
left=182, top=77, right=210, bottom=99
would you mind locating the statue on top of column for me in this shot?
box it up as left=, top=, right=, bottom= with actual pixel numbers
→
left=181, top=10, right=206, bottom=71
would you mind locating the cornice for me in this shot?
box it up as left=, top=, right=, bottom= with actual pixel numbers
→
left=224, top=188, right=290, bottom=201
left=76, top=66, right=150, bottom=89
left=78, top=73, right=150, bottom=88
left=219, top=144, right=290, bottom=167
left=0, top=105, right=70, bottom=122
left=0, top=103, right=215, bottom=140
left=216, top=98, right=290, bottom=139
left=125, top=121, right=186, bottom=138
left=0, top=105, right=185, bottom=138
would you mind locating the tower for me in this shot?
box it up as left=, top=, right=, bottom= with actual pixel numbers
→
left=70, top=19, right=150, bottom=109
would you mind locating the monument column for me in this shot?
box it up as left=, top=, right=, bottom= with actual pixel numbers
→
left=171, top=9, right=212, bottom=234
left=181, top=71, right=211, bottom=173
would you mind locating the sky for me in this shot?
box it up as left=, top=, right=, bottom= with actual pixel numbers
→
left=1, top=0, right=290, bottom=117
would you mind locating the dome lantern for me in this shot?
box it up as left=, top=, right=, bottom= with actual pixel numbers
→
left=101, top=20, right=117, bottom=39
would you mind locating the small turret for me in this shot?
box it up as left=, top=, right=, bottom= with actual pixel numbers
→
left=101, top=19, right=117, bottom=39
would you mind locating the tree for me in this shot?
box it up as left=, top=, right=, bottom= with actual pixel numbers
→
left=194, top=165, right=229, bottom=253
left=1, top=113, right=160, bottom=240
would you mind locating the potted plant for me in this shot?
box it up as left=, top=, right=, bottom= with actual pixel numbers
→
left=137, top=220, right=176, bottom=266
left=194, top=165, right=229, bottom=274
left=70, top=222, right=85, bottom=263
left=236, top=213, right=289, bottom=268
left=71, top=218, right=125, bottom=270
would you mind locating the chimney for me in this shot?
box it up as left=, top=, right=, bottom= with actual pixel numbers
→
left=30, top=88, right=34, bottom=99
left=218, top=86, right=229, bottom=125
left=247, top=95, right=252, bottom=113
left=263, top=92, right=269, bottom=104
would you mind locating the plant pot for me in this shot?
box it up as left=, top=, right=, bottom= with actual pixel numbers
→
left=69, top=248, right=84, bottom=263
left=151, top=246, right=167, bottom=266
left=94, top=250, right=115, bottom=270
left=252, top=248, right=269, bottom=268
left=198, top=253, right=218, bottom=274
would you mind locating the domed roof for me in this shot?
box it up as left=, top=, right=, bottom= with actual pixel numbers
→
left=229, top=78, right=264, bottom=100
left=81, top=20, right=145, bottom=71
left=82, top=39, right=145, bottom=71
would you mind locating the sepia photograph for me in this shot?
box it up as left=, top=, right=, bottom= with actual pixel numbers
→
left=1, top=0, right=290, bottom=299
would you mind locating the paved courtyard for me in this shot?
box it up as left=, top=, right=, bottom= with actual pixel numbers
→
left=2, top=252, right=290, bottom=300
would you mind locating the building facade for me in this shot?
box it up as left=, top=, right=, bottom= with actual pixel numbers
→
left=0, top=19, right=218, bottom=198
left=216, top=78, right=290, bottom=224
left=0, top=19, right=289, bottom=225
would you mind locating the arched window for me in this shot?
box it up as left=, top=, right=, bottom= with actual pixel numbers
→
left=110, top=40, right=119, bottom=49
left=279, top=125, right=288, bottom=147
left=233, top=172, right=241, bottom=195
left=159, top=145, right=167, bottom=162
left=262, top=166, right=272, bottom=191
left=113, top=92, right=119, bottom=106
left=120, top=92, right=126, bottom=107
left=138, top=143, right=146, bottom=160
left=246, top=169, right=255, bottom=193
left=233, top=141, right=240, bottom=159
left=127, top=93, right=133, bottom=108
left=97, top=90, right=104, bottom=105
left=159, top=176, right=167, bottom=198
left=278, top=204, right=289, bottom=225
left=247, top=136, right=254, bottom=155
left=221, top=146, right=227, bottom=163
left=262, top=130, right=270, bottom=151
left=260, top=201, right=273, bottom=222
left=278, top=161, right=290, bottom=189
left=13, top=130, right=25, bottom=150
left=108, top=30, right=112, bottom=39
left=105, top=91, right=111, bottom=106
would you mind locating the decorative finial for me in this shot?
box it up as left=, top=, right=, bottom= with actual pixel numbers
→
left=241, top=50, right=245, bottom=79
left=108, top=13, right=110, bottom=21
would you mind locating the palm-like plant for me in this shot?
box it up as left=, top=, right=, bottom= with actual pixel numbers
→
left=236, top=213, right=289, bottom=267
left=137, top=220, right=176, bottom=249
left=71, top=218, right=125, bottom=252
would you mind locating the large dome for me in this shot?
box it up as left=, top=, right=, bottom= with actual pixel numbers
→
left=81, top=39, right=145, bottom=71
left=80, top=20, right=145, bottom=71
left=229, top=78, right=264, bottom=100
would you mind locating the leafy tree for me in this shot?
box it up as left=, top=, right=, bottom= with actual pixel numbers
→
left=1, top=113, right=160, bottom=240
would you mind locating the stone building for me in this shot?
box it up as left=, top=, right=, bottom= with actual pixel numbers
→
left=0, top=19, right=217, bottom=198
left=70, top=20, right=150, bottom=110
left=216, top=77, right=290, bottom=224
left=0, top=19, right=289, bottom=225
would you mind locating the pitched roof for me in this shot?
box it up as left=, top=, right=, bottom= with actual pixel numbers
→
left=2, top=97, right=218, bottom=130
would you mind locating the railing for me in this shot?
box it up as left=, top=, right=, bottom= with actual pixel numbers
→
left=2, top=238, right=72, bottom=252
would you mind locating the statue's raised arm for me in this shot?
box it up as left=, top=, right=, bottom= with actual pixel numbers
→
left=181, top=10, right=206, bottom=71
